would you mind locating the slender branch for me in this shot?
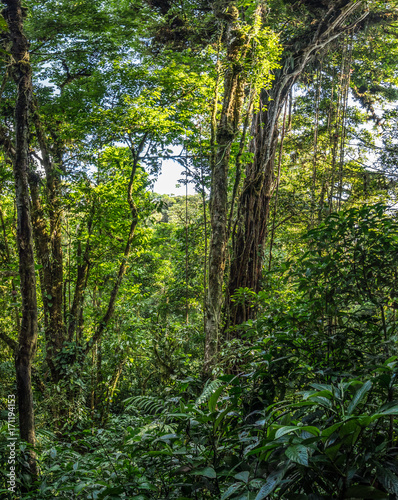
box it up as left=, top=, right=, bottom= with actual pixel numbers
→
left=84, top=136, right=148, bottom=356
left=227, top=88, right=254, bottom=240
left=0, top=123, right=16, bottom=159
left=0, top=329, right=17, bottom=351
left=67, top=198, right=96, bottom=341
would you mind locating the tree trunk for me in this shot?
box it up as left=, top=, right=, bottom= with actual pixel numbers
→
left=226, top=0, right=368, bottom=331
left=3, top=0, right=38, bottom=478
left=227, top=89, right=288, bottom=328
left=203, top=3, right=249, bottom=375
left=31, top=109, right=65, bottom=381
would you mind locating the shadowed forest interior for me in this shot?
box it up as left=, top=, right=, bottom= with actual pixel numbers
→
left=2, top=0, right=398, bottom=498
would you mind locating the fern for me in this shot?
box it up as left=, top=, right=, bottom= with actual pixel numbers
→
left=124, top=395, right=166, bottom=415
left=195, top=379, right=223, bottom=407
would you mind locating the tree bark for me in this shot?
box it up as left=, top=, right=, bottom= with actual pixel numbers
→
left=2, top=0, right=38, bottom=478
left=227, top=0, right=369, bottom=330
left=203, top=3, right=249, bottom=375
left=31, top=106, right=65, bottom=381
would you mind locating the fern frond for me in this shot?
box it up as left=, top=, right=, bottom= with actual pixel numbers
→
left=195, top=379, right=223, bottom=407
left=124, top=396, right=165, bottom=415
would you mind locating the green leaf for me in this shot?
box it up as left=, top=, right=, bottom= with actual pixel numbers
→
left=370, top=406, right=398, bottom=421
left=208, top=386, right=224, bottom=413
left=339, top=418, right=361, bottom=437
left=275, top=425, right=298, bottom=439
left=341, top=422, right=361, bottom=446
left=325, top=441, right=343, bottom=461
left=0, top=16, right=8, bottom=32
left=158, top=433, right=179, bottom=441
left=249, top=479, right=265, bottom=488
left=377, top=467, right=398, bottom=495
left=322, top=421, right=344, bottom=438
left=255, top=473, right=281, bottom=500
left=74, top=482, right=87, bottom=494
left=285, top=445, right=309, bottom=466
left=246, top=443, right=281, bottom=457
left=303, top=389, right=333, bottom=400
left=276, top=425, right=320, bottom=439
left=221, top=483, right=243, bottom=500
left=193, top=467, right=216, bottom=478
left=146, top=450, right=173, bottom=456
left=100, top=486, right=125, bottom=496
left=214, top=407, right=232, bottom=430
left=308, top=396, right=333, bottom=408
left=234, top=471, right=250, bottom=483
left=347, top=380, right=372, bottom=415
left=344, top=485, right=388, bottom=499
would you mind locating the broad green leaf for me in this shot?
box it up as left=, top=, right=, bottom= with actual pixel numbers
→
left=347, top=380, right=372, bottom=415
left=325, top=441, right=343, bottom=461
left=193, top=467, right=216, bottom=478
left=345, top=485, right=388, bottom=499
left=303, top=389, right=333, bottom=400
left=243, top=439, right=260, bottom=456
left=308, top=396, right=333, bottom=408
left=158, top=433, right=179, bottom=441
left=377, top=467, right=398, bottom=495
left=298, top=426, right=320, bottom=437
left=275, top=426, right=298, bottom=439
left=339, top=419, right=361, bottom=437
left=370, top=406, right=398, bottom=421
left=0, top=16, right=8, bottom=32
left=246, top=443, right=281, bottom=456
left=221, top=483, right=243, bottom=499
left=234, top=471, right=250, bottom=483
left=249, top=479, right=265, bottom=488
left=208, top=386, right=224, bottom=413
left=146, top=450, right=173, bottom=456
left=101, top=486, right=126, bottom=496
left=322, top=421, right=344, bottom=438
left=255, top=473, right=281, bottom=500
left=275, top=425, right=320, bottom=439
left=310, top=383, right=332, bottom=391
left=74, top=482, right=87, bottom=494
left=285, top=445, right=309, bottom=466
left=215, top=407, right=232, bottom=430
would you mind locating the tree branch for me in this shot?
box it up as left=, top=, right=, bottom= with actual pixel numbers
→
left=0, top=329, right=17, bottom=351
left=83, top=136, right=148, bottom=356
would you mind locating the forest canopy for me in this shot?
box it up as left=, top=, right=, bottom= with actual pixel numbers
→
left=2, top=0, right=398, bottom=498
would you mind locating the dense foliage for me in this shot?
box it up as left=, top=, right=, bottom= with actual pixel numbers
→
left=1, top=0, right=398, bottom=498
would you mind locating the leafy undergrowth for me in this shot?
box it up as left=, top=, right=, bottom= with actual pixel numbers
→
left=3, top=356, right=398, bottom=500
left=3, top=205, right=398, bottom=499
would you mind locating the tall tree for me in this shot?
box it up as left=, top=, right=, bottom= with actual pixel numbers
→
left=204, top=2, right=250, bottom=374
left=226, top=0, right=378, bottom=329
left=2, top=0, right=38, bottom=477
left=0, top=0, right=216, bottom=426
left=204, top=1, right=280, bottom=374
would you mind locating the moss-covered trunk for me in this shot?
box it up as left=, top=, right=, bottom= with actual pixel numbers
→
left=203, top=3, right=248, bottom=375
left=3, top=0, right=38, bottom=478
left=226, top=0, right=368, bottom=331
